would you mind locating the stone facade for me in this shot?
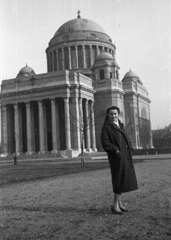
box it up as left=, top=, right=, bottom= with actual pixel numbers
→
left=122, top=70, right=153, bottom=148
left=0, top=13, right=153, bottom=157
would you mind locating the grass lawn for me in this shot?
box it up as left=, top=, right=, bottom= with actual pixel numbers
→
left=0, top=159, right=170, bottom=240
left=0, top=160, right=109, bottom=186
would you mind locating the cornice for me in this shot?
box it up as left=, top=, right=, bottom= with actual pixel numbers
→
left=124, top=91, right=151, bottom=103
left=46, top=39, right=115, bottom=52
left=1, top=84, right=70, bottom=98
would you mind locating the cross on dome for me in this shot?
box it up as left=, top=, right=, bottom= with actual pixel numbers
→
left=77, top=10, right=81, bottom=18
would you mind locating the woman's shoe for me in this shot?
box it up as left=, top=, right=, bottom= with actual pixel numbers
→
left=111, top=206, right=123, bottom=215
left=119, top=206, right=128, bottom=212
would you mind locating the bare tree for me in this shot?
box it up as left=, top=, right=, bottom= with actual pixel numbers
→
left=69, top=100, right=95, bottom=168
left=152, top=124, right=171, bottom=148
left=139, top=117, right=151, bottom=148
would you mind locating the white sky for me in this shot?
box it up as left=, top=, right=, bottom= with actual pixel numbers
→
left=0, top=0, right=171, bottom=130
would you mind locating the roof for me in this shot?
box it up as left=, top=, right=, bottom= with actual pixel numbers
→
left=17, top=64, right=35, bottom=78
left=124, top=70, right=139, bottom=79
left=48, top=14, right=113, bottom=47
left=123, top=69, right=143, bottom=84
left=95, top=52, right=114, bottom=62
left=54, top=18, right=106, bottom=37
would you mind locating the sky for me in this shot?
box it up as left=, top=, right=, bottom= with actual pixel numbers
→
left=0, top=0, right=171, bottom=130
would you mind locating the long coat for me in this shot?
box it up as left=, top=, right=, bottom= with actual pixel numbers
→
left=101, top=118, right=138, bottom=194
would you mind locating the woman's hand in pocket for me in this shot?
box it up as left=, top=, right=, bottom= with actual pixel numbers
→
left=116, top=150, right=122, bottom=159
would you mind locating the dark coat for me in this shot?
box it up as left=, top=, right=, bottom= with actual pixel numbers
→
left=101, top=118, right=138, bottom=194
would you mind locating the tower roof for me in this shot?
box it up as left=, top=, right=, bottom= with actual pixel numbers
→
left=54, top=18, right=106, bottom=36
left=95, top=52, right=114, bottom=62
left=17, top=64, right=35, bottom=78
left=124, top=69, right=139, bottom=79
left=48, top=12, right=113, bottom=47
left=93, top=51, right=119, bottom=68
left=123, top=69, right=142, bottom=84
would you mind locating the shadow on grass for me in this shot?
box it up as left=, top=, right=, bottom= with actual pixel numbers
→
left=0, top=204, right=110, bottom=216
left=0, top=161, right=109, bottom=186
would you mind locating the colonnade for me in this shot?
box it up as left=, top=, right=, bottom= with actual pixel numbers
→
left=1, top=97, right=96, bottom=156
left=47, top=44, right=115, bottom=72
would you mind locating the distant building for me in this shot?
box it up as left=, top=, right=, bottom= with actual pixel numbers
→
left=1, top=12, right=153, bottom=157
left=152, top=125, right=171, bottom=148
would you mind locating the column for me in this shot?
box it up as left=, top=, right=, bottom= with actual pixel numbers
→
left=102, top=46, right=105, bottom=52
left=56, top=100, right=60, bottom=150
left=82, top=45, right=86, bottom=68
left=53, top=50, right=57, bottom=71
left=61, top=47, right=65, bottom=70
left=71, top=97, right=81, bottom=150
left=64, top=97, right=71, bottom=149
left=26, top=102, right=33, bottom=154
left=51, top=98, right=58, bottom=153
left=38, top=100, right=45, bottom=153
left=14, top=104, right=20, bottom=155
left=18, top=105, right=23, bottom=153
left=149, top=113, right=154, bottom=148
left=47, top=53, right=50, bottom=72
left=50, top=52, right=53, bottom=72
left=89, top=45, right=93, bottom=66
left=79, top=98, right=84, bottom=150
left=96, top=45, right=100, bottom=57
left=75, top=46, right=78, bottom=69
left=56, top=49, right=59, bottom=71
left=1, top=105, right=8, bottom=155
left=90, top=101, right=97, bottom=151
left=51, top=52, right=54, bottom=71
left=68, top=46, right=71, bottom=69
left=85, top=99, right=91, bottom=151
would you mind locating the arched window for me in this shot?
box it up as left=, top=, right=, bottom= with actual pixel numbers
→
left=141, top=108, right=147, bottom=119
left=110, top=72, right=112, bottom=78
left=116, top=70, right=119, bottom=79
left=100, top=69, right=105, bottom=79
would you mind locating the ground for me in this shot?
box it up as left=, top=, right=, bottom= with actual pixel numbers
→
left=0, top=159, right=170, bottom=240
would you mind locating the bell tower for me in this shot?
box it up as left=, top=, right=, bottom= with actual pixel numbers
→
left=122, top=70, right=153, bottom=148
left=92, top=52, right=125, bottom=150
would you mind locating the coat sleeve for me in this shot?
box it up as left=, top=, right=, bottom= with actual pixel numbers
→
left=122, top=125, right=134, bottom=151
left=101, top=126, right=119, bottom=153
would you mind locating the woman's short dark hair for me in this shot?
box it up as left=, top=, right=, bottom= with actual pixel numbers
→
left=106, top=106, right=120, bottom=115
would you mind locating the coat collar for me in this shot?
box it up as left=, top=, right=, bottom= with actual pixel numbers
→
left=103, top=116, right=132, bottom=150
left=104, top=117, right=123, bottom=130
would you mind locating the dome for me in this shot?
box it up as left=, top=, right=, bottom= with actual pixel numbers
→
left=48, top=14, right=113, bottom=47
left=124, top=70, right=139, bottom=79
left=123, top=69, right=142, bottom=84
left=95, top=52, right=114, bottom=62
left=17, top=64, right=35, bottom=78
left=46, top=12, right=116, bottom=75
left=55, top=18, right=106, bottom=36
left=93, top=51, right=119, bottom=68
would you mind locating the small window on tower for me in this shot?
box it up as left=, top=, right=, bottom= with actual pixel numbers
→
left=110, top=72, right=112, bottom=78
left=100, top=69, right=105, bottom=79
left=116, top=70, right=119, bottom=79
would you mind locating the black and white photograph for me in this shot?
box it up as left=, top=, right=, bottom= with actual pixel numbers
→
left=0, top=0, right=170, bottom=239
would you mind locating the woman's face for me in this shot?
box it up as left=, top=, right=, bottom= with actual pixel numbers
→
left=109, top=109, right=119, bottom=122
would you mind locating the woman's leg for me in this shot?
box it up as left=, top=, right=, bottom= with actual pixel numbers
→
left=118, top=194, right=128, bottom=211
left=118, top=194, right=125, bottom=209
left=112, top=193, right=122, bottom=211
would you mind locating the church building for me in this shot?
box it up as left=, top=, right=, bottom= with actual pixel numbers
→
left=1, top=12, right=153, bottom=158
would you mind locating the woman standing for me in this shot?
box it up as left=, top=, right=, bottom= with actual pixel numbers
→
left=101, top=106, right=138, bottom=214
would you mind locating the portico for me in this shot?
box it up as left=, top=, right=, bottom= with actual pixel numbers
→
left=1, top=71, right=96, bottom=157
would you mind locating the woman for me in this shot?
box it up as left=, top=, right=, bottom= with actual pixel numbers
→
left=101, top=106, right=138, bottom=215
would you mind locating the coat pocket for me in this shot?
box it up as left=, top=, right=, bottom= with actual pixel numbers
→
left=117, top=151, right=122, bottom=158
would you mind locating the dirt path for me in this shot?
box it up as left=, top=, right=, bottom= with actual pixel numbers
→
left=0, top=160, right=171, bottom=240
